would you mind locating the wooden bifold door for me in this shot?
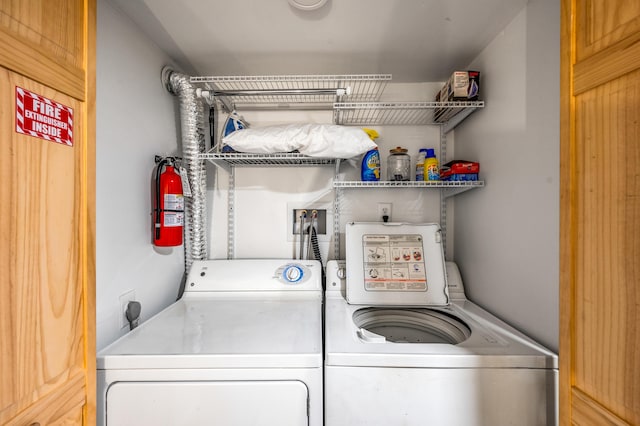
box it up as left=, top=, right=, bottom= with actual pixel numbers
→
left=560, top=0, right=640, bottom=424
left=0, top=1, right=96, bottom=425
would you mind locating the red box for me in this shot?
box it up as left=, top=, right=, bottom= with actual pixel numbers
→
left=442, top=160, right=479, bottom=174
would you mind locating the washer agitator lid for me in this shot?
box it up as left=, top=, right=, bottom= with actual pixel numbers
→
left=345, top=222, right=449, bottom=306
left=353, top=307, right=471, bottom=344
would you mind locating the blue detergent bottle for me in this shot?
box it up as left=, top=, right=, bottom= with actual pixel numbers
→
left=361, top=147, right=380, bottom=181
left=361, top=128, right=380, bottom=181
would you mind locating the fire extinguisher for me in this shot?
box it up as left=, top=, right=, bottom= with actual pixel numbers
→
left=152, top=157, right=184, bottom=247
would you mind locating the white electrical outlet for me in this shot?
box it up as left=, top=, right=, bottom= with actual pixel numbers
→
left=377, top=203, right=392, bottom=222
left=119, top=289, right=136, bottom=329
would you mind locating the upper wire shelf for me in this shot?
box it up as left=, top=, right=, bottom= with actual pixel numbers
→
left=191, top=74, right=391, bottom=110
left=333, top=101, right=484, bottom=130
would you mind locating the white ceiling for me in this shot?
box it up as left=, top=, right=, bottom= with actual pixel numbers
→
left=109, top=0, right=528, bottom=82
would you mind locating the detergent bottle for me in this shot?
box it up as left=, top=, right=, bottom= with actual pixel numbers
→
left=424, top=148, right=440, bottom=181
left=361, top=128, right=380, bottom=181
left=415, top=148, right=427, bottom=181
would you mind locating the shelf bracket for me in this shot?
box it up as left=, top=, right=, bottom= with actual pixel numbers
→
left=208, top=158, right=232, bottom=174
left=442, top=184, right=484, bottom=198
left=197, top=88, right=234, bottom=113
left=443, top=105, right=480, bottom=133
left=217, top=96, right=235, bottom=114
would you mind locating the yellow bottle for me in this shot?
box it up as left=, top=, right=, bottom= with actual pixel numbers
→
left=424, top=148, right=440, bottom=181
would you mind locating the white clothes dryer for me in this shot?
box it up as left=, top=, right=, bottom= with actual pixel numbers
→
left=97, top=259, right=323, bottom=426
left=324, top=222, right=558, bottom=426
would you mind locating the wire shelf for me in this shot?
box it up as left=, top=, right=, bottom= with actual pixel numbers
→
left=334, top=180, right=483, bottom=187
left=333, top=101, right=484, bottom=126
left=333, top=180, right=484, bottom=197
left=191, top=74, right=391, bottom=109
left=200, top=152, right=337, bottom=167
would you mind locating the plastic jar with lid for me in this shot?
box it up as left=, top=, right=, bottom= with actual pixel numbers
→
left=387, top=147, right=411, bottom=181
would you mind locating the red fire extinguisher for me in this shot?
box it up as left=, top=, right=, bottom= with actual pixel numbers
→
left=152, top=157, right=184, bottom=247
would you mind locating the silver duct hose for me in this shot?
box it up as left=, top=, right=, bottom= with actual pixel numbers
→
left=166, top=69, right=207, bottom=270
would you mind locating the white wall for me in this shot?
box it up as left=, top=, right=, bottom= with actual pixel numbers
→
left=453, top=0, right=560, bottom=351
left=96, top=0, right=185, bottom=350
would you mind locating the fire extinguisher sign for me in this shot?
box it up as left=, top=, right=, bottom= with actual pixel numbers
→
left=15, top=86, right=74, bottom=146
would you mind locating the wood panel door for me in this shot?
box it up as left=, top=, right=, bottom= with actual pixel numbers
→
left=0, top=0, right=86, bottom=99
left=560, top=0, right=640, bottom=424
left=0, top=0, right=95, bottom=425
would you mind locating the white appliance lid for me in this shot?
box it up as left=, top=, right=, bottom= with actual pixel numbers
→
left=97, top=296, right=322, bottom=370
left=345, top=222, right=449, bottom=306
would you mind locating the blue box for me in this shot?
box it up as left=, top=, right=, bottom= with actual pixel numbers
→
left=441, top=173, right=478, bottom=181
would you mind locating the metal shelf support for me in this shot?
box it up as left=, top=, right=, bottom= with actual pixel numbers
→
left=440, top=124, right=447, bottom=255
left=334, top=160, right=342, bottom=259
left=227, top=167, right=236, bottom=259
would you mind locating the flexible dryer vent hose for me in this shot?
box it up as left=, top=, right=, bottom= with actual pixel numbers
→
left=166, top=69, right=207, bottom=271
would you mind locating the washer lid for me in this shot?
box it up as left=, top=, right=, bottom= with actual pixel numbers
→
left=346, top=222, right=449, bottom=306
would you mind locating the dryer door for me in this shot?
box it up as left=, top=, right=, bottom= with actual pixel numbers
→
left=106, top=380, right=309, bottom=425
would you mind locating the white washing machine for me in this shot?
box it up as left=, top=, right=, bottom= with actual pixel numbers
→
left=324, top=222, right=558, bottom=426
left=97, top=259, right=323, bottom=426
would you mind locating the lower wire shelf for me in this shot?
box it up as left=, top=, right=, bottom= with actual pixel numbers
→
left=200, top=152, right=337, bottom=173
left=333, top=180, right=484, bottom=198
left=200, top=152, right=336, bottom=166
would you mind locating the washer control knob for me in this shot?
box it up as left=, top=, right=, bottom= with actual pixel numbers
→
left=275, top=263, right=311, bottom=285
left=284, top=264, right=303, bottom=282
left=337, top=266, right=346, bottom=280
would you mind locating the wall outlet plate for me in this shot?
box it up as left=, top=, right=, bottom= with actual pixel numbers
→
left=377, top=203, right=392, bottom=221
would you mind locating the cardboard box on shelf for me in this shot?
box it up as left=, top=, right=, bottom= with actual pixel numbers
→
left=434, top=71, right=480, bottom=123
left=438, top=71, right=481, bottom=102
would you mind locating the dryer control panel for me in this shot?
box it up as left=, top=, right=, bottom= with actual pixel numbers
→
left=185, top=259, right=322, bottom=293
